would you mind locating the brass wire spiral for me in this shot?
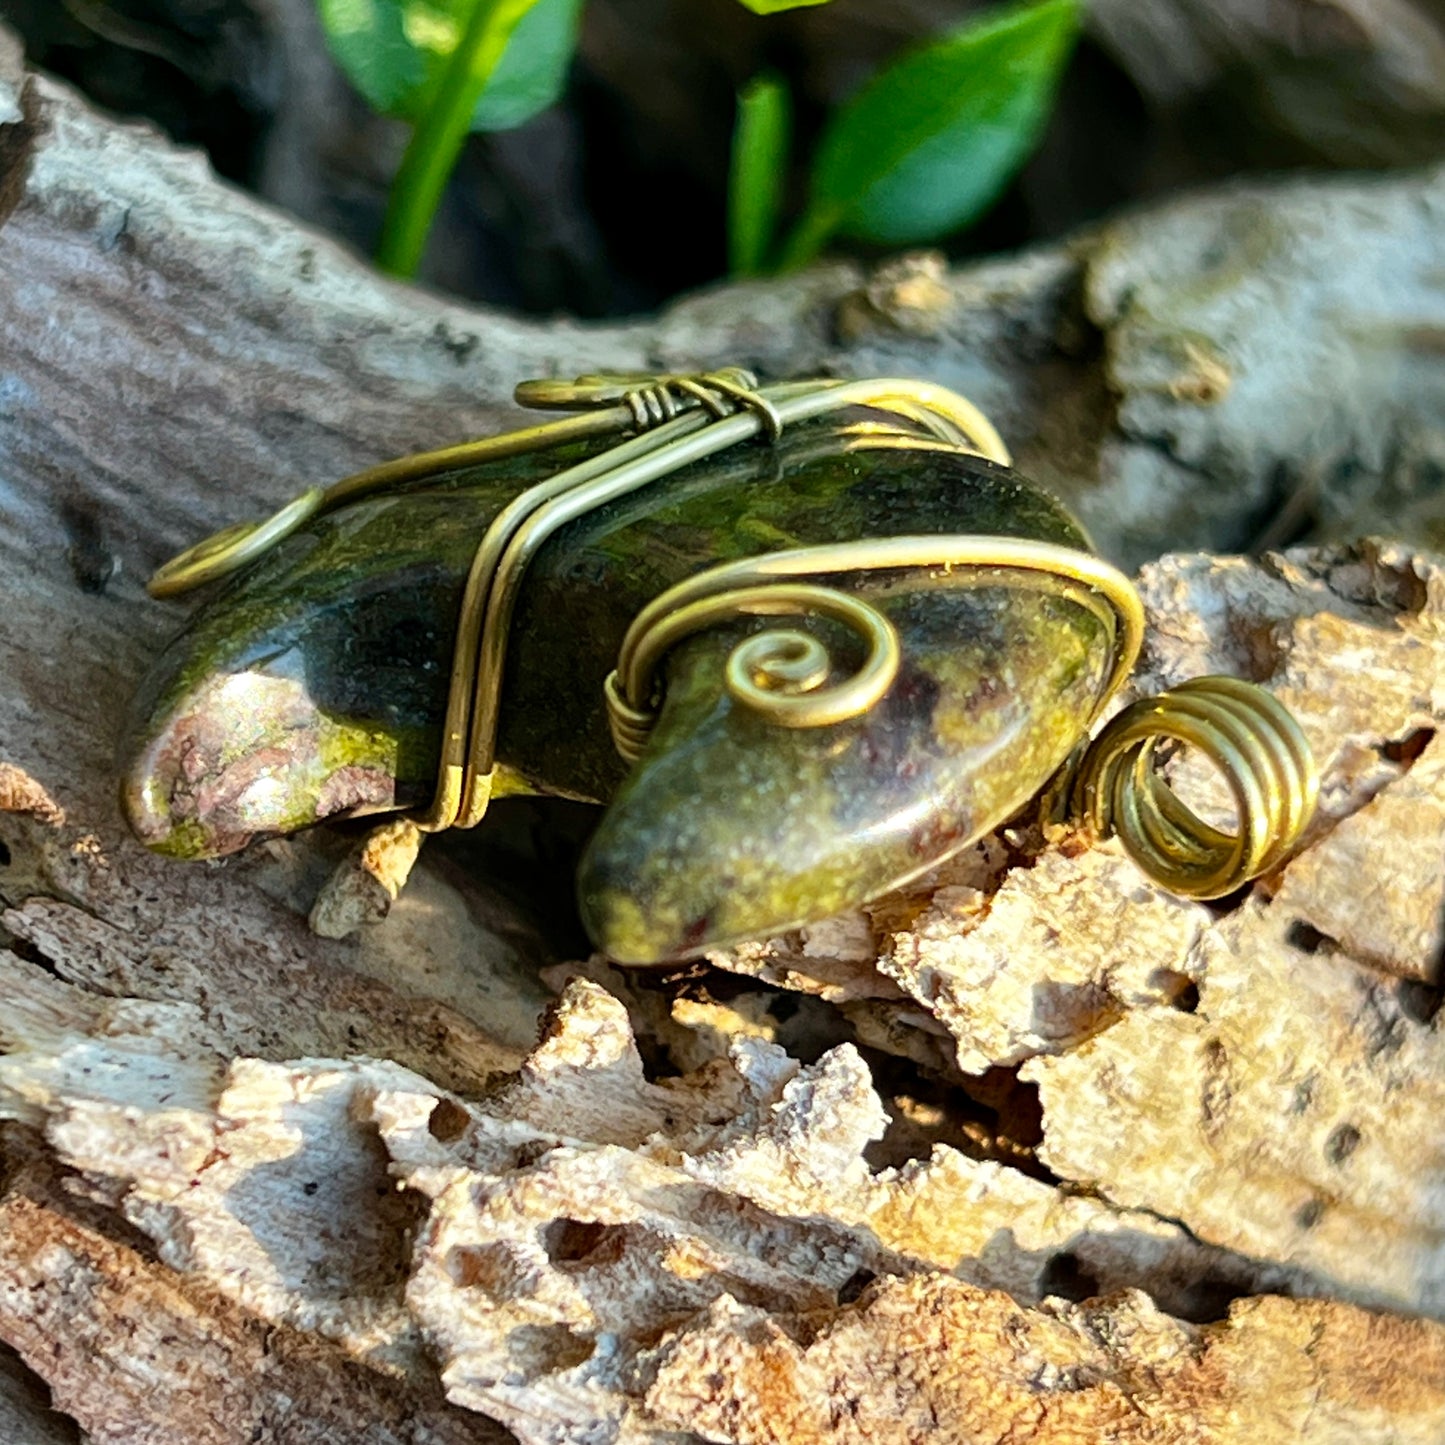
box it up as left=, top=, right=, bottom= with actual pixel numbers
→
left=147, top=369, right=1318, bottom=898
left=604, top=581, right=902, bottom=764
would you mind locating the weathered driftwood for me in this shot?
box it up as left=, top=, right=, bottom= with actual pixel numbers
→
left=1087, top=0, right=1445, bottom=166
left=4, top=924, right=1445, bottom=1442
left=4, top=27, right=1445, bottom=1445
left=2, top=24, right=1445, bottom=579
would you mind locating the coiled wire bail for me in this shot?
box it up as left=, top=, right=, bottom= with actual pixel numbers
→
left=1057, top=674, right=1319, bottom=898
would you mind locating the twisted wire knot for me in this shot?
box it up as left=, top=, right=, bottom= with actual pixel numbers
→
left=518, top=369, right=784, bottom=442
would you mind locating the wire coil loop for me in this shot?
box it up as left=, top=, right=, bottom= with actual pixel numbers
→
left=1064, top=675, right=1319, bottom=898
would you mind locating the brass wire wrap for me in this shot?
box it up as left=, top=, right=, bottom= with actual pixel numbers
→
left=147, top=369, right=1318, bottom=897
left=603, top=538, right=1145, bottom=767
left=413, top=374, right=1017, bottom=829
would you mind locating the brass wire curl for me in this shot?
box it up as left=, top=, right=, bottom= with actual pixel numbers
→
left=146, top=369, right=1318, bottom=899
left=603, top=537, right=1146, bottom=768
left=604, top=581, right=904, bottom=764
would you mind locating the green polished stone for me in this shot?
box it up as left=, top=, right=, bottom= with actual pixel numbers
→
left=124, top=415, right=1116, bottom=962
left=579, top=579, right=1108, bottom=961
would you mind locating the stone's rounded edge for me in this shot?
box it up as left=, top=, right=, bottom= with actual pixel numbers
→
left=579, top=575, right=1116, bottom=965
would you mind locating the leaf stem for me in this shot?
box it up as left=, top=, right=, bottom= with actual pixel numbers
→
left=376, top=0, right=538, bottom=278
left=774, top=203, right=842, bottom=273
left=728, top=74, right=791, bottom=277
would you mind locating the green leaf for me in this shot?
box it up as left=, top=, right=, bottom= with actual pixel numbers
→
left=316, top=0, right=423, bottom=115
left=316, top=0, right=579, bottom=133
left=469, top=0, right=582, bottom=130
left=728, top=74, right=792, bottom=277
left=781, top=0, right=1079, bottom=267
left=733, top=0, right=832, bottom=14
left=374, top=0, right=542, bottom=276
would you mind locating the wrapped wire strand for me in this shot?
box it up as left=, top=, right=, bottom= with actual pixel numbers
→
left=148, top=371, right=780, bottom=599
left=419, top=376, right=1017, bottom=829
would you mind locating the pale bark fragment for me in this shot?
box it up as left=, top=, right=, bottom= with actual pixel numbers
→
left=0, top=765, right=65, bottom=827
left=1025, top=898, right=1445, bottom=1320
left=0, top=1139, right=511, bottom=1445
left=875, top=847, right=1209, bottom=1074
left=646, top=1278, right=1445, bottom=1445
left=1272, top=728, right=1445, bottom=980
left=309, top=818, right=426, bottom=939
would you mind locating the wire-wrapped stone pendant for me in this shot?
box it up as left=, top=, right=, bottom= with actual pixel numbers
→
left=124, top=372, right=1317, bottom=964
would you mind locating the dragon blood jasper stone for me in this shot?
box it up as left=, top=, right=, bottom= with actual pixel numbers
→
left=125, top=414, right=1117, bottom=963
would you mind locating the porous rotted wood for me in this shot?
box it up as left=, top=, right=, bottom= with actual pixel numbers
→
left=4, top=23, right=1445, bottom=1445
left=0, top=1134, right=510, bottom=1445
left=0, top=963, right=1291, bottom=1383
left=1270, top=728, right=1445, bottom=979
left=2, top=965, right=1443, bottom=1444
left=646, top=1278, right=1445, bottom=1445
